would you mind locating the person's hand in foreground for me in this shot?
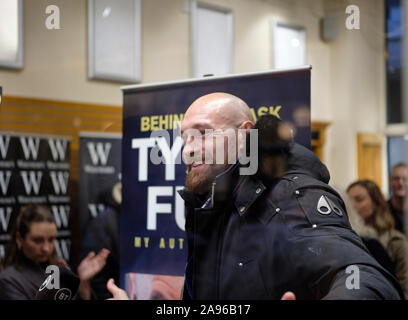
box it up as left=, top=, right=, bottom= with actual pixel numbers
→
left=77, top=248, right=110, bottom=299
left=106, top=279, right=294, bottom=300
left=281, top=291, right=296, bottom=300
left=106, top=278, right=129, bottom=300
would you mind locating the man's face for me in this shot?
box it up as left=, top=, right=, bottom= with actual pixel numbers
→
left=390, top=166, right=407, bottom=199
left=180, top=103, right=238, bottom=195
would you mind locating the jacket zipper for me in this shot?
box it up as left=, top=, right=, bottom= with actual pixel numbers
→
left=215, top=202, right=231, bottom=299
left=215, top=215, right=223, bottom=299
left=210, top=181, right=224, bottom=299
left=192, top=206, right=197, bottom=299
left=211, top=182, right=216, bottom=208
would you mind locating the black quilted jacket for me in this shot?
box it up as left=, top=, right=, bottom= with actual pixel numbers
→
left=179, top=143, right=403, bottom=300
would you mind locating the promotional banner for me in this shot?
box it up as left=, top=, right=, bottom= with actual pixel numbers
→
left=78, top=132, right=122, bottom=239
left=121, top=67, right=311, bottom=299
left=0, top=133, right=71, bottom=262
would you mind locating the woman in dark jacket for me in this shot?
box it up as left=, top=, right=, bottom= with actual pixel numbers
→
left=348, top=180, right=408, bottom=299
left=0, top=204, right=109, bottom=300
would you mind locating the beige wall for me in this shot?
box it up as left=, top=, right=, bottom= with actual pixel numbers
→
left=323, top=0, right=387, bottom=192
left=0, top=0, right=333, bottom=109
left=0, top=0, right=191, bottom=105
left=0, top=0, right=387, bottom=190
left=0, top=0, right=125, bottom=106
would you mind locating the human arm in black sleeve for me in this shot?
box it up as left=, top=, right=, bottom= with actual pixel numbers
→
left=320, top=264, right=403, bottom=300
left=284, top=184, right=404, bottom=300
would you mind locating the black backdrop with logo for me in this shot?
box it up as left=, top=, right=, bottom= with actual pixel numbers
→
left=78, top=132, right=122, bottom=242
left=0, top=133, right=71, bottom=262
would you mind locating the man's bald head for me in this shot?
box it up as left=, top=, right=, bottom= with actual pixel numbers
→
left=181, top=92, right=254, bottom=195
left=184, top=92, right=253, bottom=129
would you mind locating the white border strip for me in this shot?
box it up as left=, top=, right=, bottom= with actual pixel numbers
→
left=121, top=65, right=312, bottom=93
left=79, top=131, right=122, bottom=139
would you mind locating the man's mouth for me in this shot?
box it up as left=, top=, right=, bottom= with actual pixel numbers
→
left=191, top=163, right=208, bottom=171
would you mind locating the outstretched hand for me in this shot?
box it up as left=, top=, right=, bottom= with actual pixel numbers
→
left=77, top=248, right=110, bottom=282
left=281, top=291, right=296, bottom=300
left=106, top=278, right=129, bottom=300
left=105, top=276, right=294, bottom=300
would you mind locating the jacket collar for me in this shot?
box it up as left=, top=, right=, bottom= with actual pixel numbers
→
left=233, top=174, right=266, bottom=216
left=179, top=162, right=266, bottom=216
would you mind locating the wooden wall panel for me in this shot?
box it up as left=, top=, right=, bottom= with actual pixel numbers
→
left=357, top=132, right=383, bottom=189
left=311, top=121, right=331, bottom=162
left=0, top=96, right=122, bottom=179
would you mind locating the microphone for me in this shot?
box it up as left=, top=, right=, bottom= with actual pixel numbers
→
left=35, top=266, right=80, bottom=300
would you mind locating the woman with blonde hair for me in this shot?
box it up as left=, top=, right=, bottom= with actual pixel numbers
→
left=331, top=184, right=395, bottom=276
left=347, top=179, right=408, bottom=298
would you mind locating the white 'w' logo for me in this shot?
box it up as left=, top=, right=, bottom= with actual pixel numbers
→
left=20, top=171, right=43, bottom=195
left=50, top=171, right=69, bottom=195
left=20, top=137, right=40, bottom=160
left=49, top=139, right=68, bottom=161
left=0, top=135, right=11, bottom=159
left=86, top=142, right=112, bottom=166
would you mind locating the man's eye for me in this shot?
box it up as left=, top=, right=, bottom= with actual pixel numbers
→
left=202, top=130, right=215, bottom=137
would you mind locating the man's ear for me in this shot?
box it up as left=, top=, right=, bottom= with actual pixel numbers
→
left=241, top=120, right=254, bottom=133
left=237, top=120, right=255, bottom=156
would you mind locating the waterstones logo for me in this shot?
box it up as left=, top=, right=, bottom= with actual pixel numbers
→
left=0, top=207, right=12, bottom=233
left=55, top=239, right=71, bottom=261
left=84, top=142, right=115, bottom=174
left=51, top=205, right=70, bottom=229
left=20, top=137, right=40, bottom=160
left=0, top=136, right=11, bottom=159
left=0, top=171, right=12, bottom=195
left=88, top=203, right=105, bottom=218
left=20, top=171, right=43, bottom=195
left=48, top=139, right=68, bottom=161
left=87, top=142, right=111, bottom=166
left=50, top=171, right=69, bottom=195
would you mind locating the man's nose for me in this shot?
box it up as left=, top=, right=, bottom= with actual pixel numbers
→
left=183, top=140, right=195, bottom=159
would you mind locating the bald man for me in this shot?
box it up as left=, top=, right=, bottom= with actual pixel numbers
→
left=107, top=92, right=403, bottom=300
left=177, top=92, right=402, bottom=300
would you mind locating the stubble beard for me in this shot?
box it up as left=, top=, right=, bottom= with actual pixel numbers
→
left=185, top=164, right=227, bottom=195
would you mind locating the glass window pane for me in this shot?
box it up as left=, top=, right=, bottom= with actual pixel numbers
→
left=386, top=0, right=403, bottom=124
left=0, top=0, right=19, bottom=63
